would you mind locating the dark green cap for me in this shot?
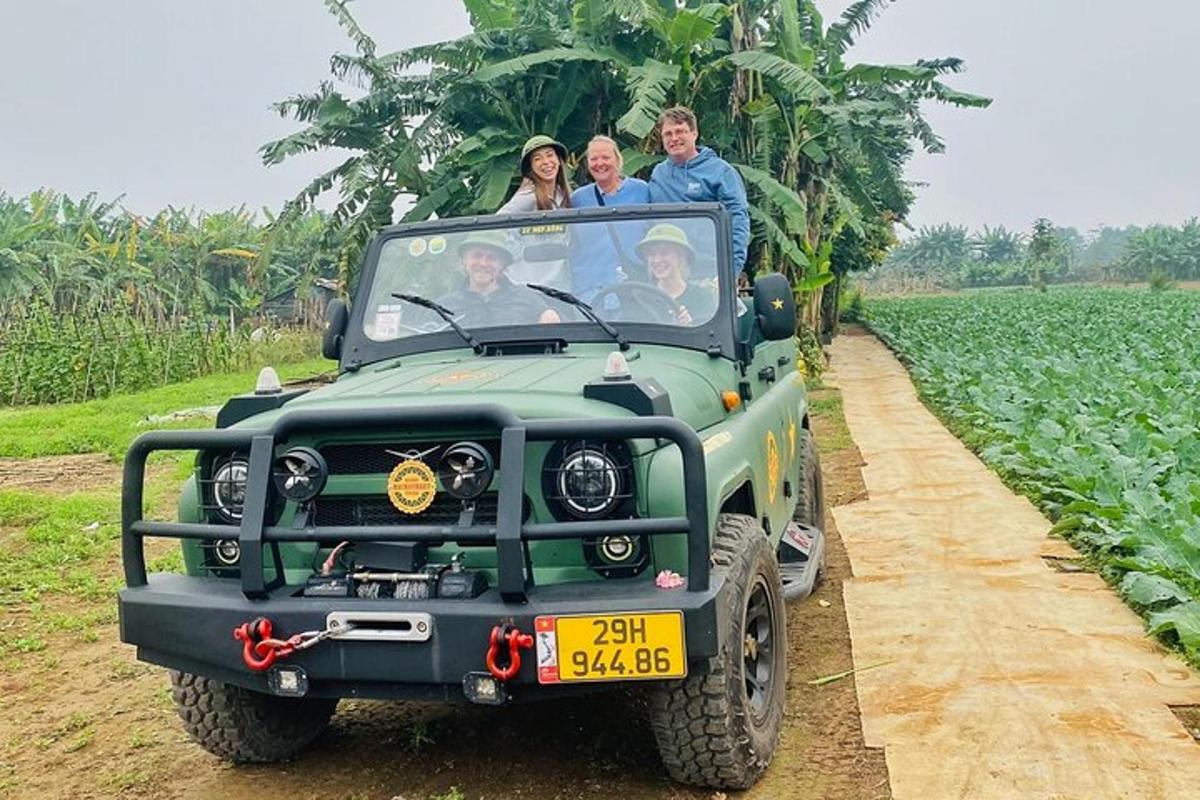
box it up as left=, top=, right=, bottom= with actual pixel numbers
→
left=636, top=223, right=695, bottom=262
left=457, top=229, right=514, bottom=266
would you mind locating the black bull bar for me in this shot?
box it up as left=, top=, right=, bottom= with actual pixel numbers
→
left=122, top=404, right=710, bottom=601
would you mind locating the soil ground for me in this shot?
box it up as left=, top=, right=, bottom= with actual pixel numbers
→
left=0, top=454, right=122, bottom=494
left=0, top=387, right=887, bottom=799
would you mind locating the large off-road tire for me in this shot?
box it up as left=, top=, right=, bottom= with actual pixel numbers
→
left=169, top=670, right=338, bottom=763
left=649, top=513, right=788, bottom=789
left=794, top=427, right=825, bottom=533
left=793, top=427, right=826, bottom=582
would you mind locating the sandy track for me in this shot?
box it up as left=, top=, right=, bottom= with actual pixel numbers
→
left=828, top=332, right=1200, bottom=799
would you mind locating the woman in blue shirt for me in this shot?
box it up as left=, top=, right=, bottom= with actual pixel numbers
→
left=569, top=136, right=652, bottom=298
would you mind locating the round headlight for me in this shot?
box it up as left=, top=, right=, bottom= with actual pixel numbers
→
left=439, top=442, right=494, bottom=500
left=212, top=459, right=249, bottom=522
left=272, top=447, right=328, bottom=503
left=213, top=538, right=241, bottom=566
left=557, top=446, right=622, bottom=519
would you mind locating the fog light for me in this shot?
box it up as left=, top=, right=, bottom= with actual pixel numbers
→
left=272, top=446, right=328, bottom=503
left=439, top=442, right=494, bottom=500
left=267, top=665, right=308, bottom=697
left=598, top=535, right=636, bottom=564
left=213, top=538, right=241, bottom=566
left=463, top=671, right=507, bottom=705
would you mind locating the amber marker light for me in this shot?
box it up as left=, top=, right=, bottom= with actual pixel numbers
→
left=721, top=390, right=741, bottom=412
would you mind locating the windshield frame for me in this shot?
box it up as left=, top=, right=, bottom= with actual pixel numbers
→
left=339, top=203, right=738, bottom=369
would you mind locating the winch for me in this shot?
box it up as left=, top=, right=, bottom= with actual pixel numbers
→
left=303, top=542, right=488, bottom=600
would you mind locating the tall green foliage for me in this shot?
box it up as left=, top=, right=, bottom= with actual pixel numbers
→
left=0, top=190, right=336, bottom=321
left=264, top=0, right=989, bottom=329
left=872, top=218, right=1199, bottom=290
left=0, top=191, right=334, bottom=404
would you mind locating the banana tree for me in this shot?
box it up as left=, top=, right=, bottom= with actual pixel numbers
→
left=263, top=0, right=989, bottom=347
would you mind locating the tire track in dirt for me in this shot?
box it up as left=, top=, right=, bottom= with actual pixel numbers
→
left=828, top=332, right=1200, bottom=799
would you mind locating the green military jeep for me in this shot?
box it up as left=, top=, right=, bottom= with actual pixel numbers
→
left=118, top=204, right=825, bottom=789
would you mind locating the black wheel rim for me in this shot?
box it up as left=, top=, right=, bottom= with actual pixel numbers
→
left=742, top=575, right=776, bottom=722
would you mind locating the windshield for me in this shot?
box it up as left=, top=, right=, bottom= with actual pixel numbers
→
left=361, top=213, right=722, bottom=343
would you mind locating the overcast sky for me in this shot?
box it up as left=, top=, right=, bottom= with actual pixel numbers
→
left=1, top=0, right=1196, bottom=235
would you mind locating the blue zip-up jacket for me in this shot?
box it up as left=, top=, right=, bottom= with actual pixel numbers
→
left=649, top=147, right=750, bottom=275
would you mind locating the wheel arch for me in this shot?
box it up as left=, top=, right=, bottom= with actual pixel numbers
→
left=717, top=470, right=757, bottom=519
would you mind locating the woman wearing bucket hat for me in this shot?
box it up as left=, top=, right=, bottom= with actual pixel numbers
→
left=497, top=135, right=574, bottom=291
left=498, top=135, right=573, bottom=214
left=636, top=223, right=717, bottom=327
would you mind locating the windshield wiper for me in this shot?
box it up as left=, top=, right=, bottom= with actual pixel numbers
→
left=526, top=284, right=629, bottom=352
left=391, top=293, right=484, bottom=355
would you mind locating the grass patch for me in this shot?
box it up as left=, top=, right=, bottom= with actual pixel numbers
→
left=0, top=466, right=181, bottom=617
left=807, top=387, right=854, bottom=454
left=0, top=490, right=121, bottom=604
left=0, top=357, right=333, bottom=459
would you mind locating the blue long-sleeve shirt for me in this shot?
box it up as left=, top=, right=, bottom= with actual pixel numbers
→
left=649, top=147, right=750, bottom=275
left=569, top=178, right=652, bottom=297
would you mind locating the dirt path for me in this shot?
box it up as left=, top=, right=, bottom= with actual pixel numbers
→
left=0, top=454, right=121, bottom=493
left=828, top=331, right=1200, bottom=799
left=0, top=389, right=884, bottom=799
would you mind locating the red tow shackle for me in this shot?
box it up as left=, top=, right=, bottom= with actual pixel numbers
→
left=485, top=623, right=534, bottom=682
left=234, top=617, right=282, bottom=672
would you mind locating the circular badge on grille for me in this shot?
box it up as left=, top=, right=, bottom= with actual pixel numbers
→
left=387, top=459, right=436, bottom=514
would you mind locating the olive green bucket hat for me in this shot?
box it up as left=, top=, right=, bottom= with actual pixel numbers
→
left=457, top=229, right=514, bottom=266
left=519, top=134, right=568, bottom=174
left=636, top=223, right=695, bottom=262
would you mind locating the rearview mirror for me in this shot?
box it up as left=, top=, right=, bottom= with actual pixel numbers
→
left=752, top=273, right=797, bottom=341
left=322, top=298, right=349, bottom=360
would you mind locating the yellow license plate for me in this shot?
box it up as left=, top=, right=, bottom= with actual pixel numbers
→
left=534, top=612, right=687, bottom=684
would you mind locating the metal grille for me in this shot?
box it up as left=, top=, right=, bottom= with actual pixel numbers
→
left=319, top=440, right=501, bottom=475
left=312, top=492, right=529, bottom=528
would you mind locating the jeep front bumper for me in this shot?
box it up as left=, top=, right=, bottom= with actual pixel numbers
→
left=118, top=404, right=717, bottom=699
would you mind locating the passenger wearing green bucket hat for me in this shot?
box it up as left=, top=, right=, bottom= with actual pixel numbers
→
left=433, top=229, right=561, bottom=328
left=636, top=224, right=716, bottom=326
left=455, top=229, right=514, bottom=266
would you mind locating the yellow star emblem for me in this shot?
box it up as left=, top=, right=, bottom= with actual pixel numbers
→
left=771, top=298, right=785, bottom=310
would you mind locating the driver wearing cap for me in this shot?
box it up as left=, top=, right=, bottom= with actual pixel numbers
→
left=438, top=231, right=561, bottom=327
left=636, top=224, right=717, bottom=326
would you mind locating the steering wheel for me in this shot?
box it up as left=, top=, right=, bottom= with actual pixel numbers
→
left=589, top=281, right=681, bottom=325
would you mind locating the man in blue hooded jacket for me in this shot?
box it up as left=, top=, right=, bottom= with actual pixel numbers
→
left=648, top=106, right=750, bottom=279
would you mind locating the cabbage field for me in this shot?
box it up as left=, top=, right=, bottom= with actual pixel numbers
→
left=865, top=288, right=1200, bottom=660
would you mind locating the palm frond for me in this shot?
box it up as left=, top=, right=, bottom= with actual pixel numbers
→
left=725, top=50, right=830, bottom=103
left=924, top=80, right=992, bottom=108
left=322, top=0, right=376, bottom=57
left=464, top=0, right=514, bottom=30
left=736, top=163, right=807, bottom=235
left=748, top=205, right=809, bottom=273
left=616, top=58, right=676, bottom=139
left=469, top=46, right=623, bottom=84
left=826, top=0, right=894, bottom=56
left=778, top=0, right=814, bottom=70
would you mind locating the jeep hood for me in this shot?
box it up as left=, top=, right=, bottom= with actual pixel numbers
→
left=280, top=348, right=730, bottom=431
